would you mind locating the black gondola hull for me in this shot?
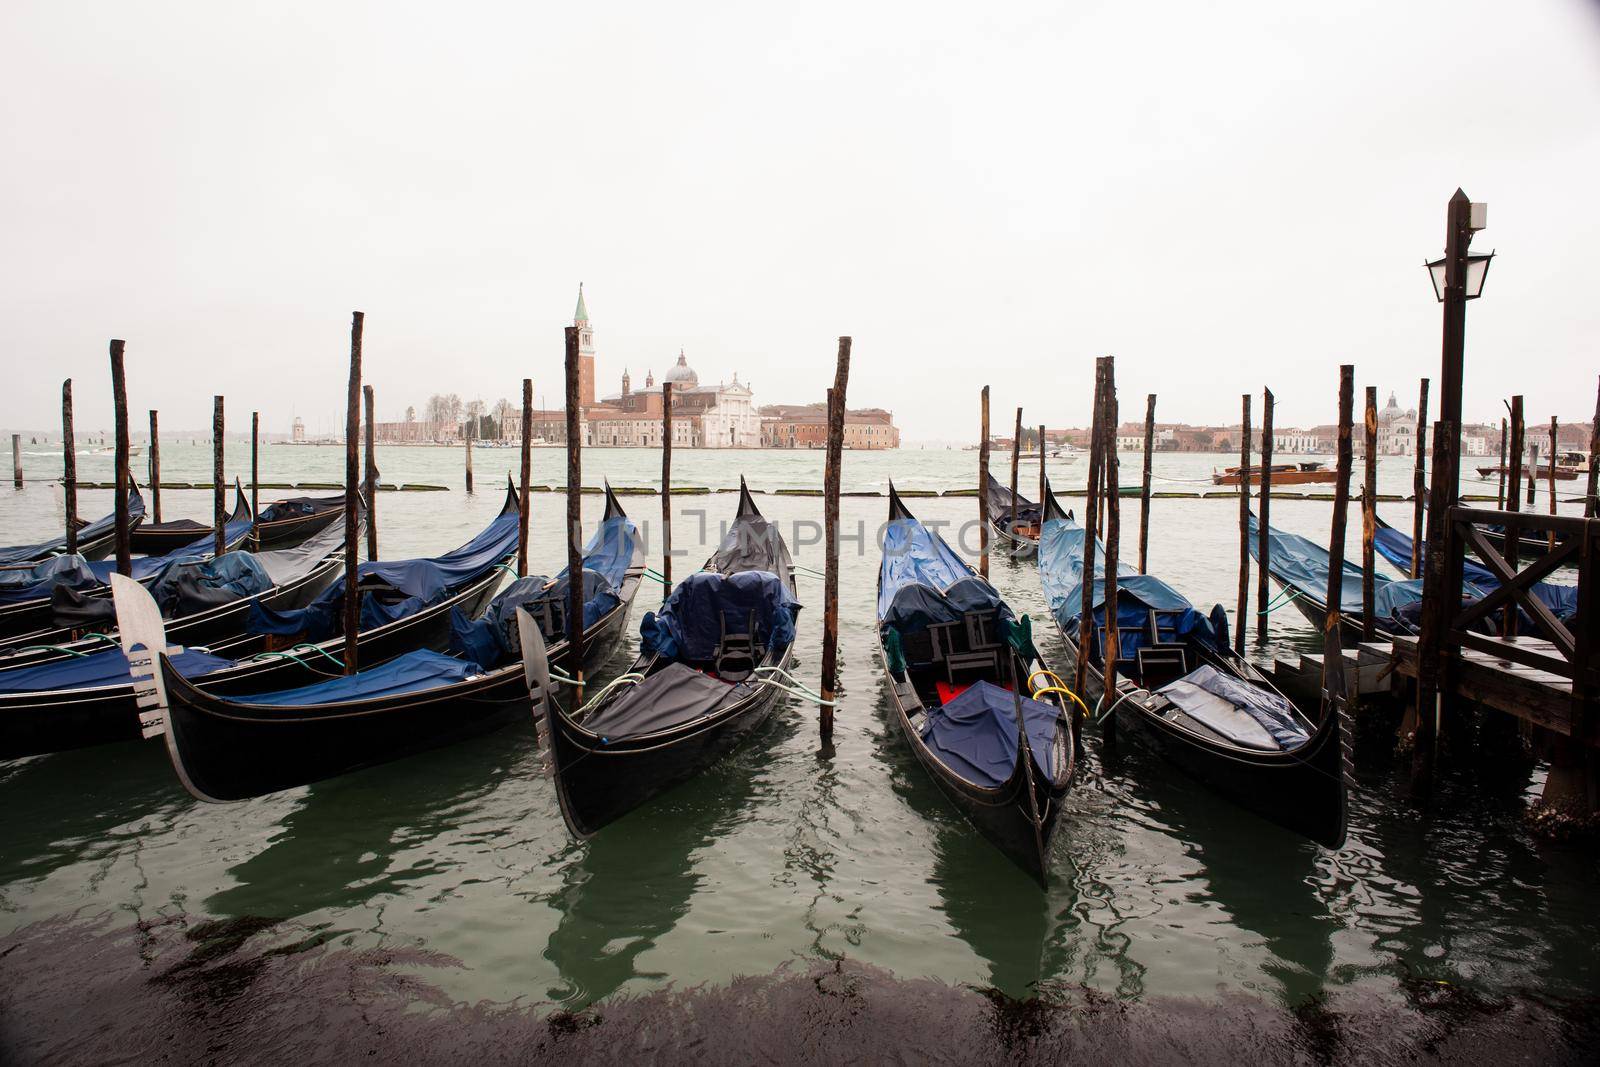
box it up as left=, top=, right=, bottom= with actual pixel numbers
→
left=0, top=567, right=505, bottom=761
left=251, top=499, right=349, bottom=551
left=159, top=658, right=530, bottom=802
left=545, top=660, right=790, bottom=838
left=886, top=676, right=1064, bottom=883
left=1060, top=622, right=1349, bottom=849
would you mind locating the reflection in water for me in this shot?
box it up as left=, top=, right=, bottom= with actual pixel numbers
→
left=207, top=726, right=529, bottom=922
left=871, top=684, right=1070, bottom=998
left=0, top=741, right=183, bottom=887
left=542, top=713, right=783, bottom=1007
left=1114, top=739, right=1337, bottom=1005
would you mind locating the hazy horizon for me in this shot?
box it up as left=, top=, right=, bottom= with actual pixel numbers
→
left=4, top=1, right=1598, bottom=442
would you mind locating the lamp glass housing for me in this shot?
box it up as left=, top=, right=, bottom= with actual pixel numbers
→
left=1426, top=251, right=1494, bottom=301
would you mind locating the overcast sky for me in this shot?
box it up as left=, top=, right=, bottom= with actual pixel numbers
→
left=3, top=1, right=1598, bottom=441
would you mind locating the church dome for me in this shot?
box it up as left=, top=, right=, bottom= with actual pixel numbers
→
left=663, top=350, right=698, bottom=388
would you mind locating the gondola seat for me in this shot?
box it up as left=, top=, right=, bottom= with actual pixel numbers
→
left=639, top=570, right=796, bottom=664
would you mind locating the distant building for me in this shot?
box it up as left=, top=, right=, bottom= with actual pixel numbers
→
left=291, top=417, right=305, bottom=443
left=759, top=403, right=900, bottom=449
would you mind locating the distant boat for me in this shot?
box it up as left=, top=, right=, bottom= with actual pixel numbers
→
left=1477, top=450, right=1589, bottom=482
left=1212, top=462, right=1339, bottom=486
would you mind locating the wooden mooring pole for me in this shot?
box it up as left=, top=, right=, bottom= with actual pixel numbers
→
left=363, top=387, right=377, bottom=560
left=1138, top=394, right=1155, bottom=574
left=1362, top=386, right=1377, bottom=641
left=1411, top=379, right=1430, bottom=578
left=212, top=397, right=225, bottom=558
left=1527, top=443, right=1538, bottom=507
left=1009, top=407, right=1022, bottom=536
left=1101, top=360, right=1122, bottom=728
left=110, top=340, right=131, bottom=576
left=1587, top=376, right=1600, bottom=518
left=1495, top=417, right=1507, bottom=511
left=1547, top=416, right=1558, bottom=550
left=564, top=326, right=585, bottom=696
left=518, top=378, right=532, bottom=578
left=464, top=427, right=474, bottom=494
left=978, top=386, right=990, bottom=580
left=10, top=435, right=20, bottom=488
left=148, top=410, right=162, bottom=523
left=1074, top=359, right=1107, bottom=708
left=1037, top=424, right=1046, bottom=527
left=251, top=411, right=260, bottom=525
left=62, top=381, right=77, bottom=553
left=1235, top=393, right=1250, bottom=656
left=1256, top=388, right=1274, bottom=645
left=661, top=381, right=673, bottom=594
left=1502, top=397, right=1525, bottom=638
left=343, top=313, right=363, bottom=675
left=1322, top=367, right=1355, bottom=729
left=820, top=337, right=852, bottom=744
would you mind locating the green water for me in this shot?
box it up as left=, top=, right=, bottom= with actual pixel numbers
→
left=1, top=444, right=1595, bottom=1013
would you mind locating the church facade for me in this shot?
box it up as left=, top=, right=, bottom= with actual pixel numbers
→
left=576, top=289, right=761, bottom=448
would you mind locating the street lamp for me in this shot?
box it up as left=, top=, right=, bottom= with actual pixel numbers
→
left=1426, top=250, right=1495, bottom=301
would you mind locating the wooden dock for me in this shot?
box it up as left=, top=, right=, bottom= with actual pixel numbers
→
left=1390, top=634, right=1596, bottom=745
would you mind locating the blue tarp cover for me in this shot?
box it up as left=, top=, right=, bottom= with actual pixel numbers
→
left=451, top=514, right=637, bottom=663
left=240, top=649, right=481, bottom=706
left=0, top=487, right=146, bottom=566
left=1157, top=664, right=1309, bottom=751
left=878, top=517, right=977, bottom=619
left=918, top=680, right=1058, bottom=787
left=257, top=495, right=342, bottom=522
left=1247, top=514, right=1368, bottom=613
left=0, top=646, right=234, bottom=694
left=0, top=497, right=246, bottom=606
left=1037, top=518, right=1219, bottom=660
left=878, top=517, right=1012, bottom=637
left=1252, top=514, right=1578, bottom=629
left=0, top=555, right=102, bottom=604
left=248, top=502, right=520, bottom=640
left=150, top=552, right=272, bottom=616
left=640, top=570, right=797, bottom=662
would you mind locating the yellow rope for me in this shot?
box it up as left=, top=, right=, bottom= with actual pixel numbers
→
left=1030, top=684, right=1091, bottom=720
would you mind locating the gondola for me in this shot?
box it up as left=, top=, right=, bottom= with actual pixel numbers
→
left=252, top=492, right=349, bottom=550
left=876, top=484, right=1075, bottom=884
left=1370, top=514, right=1578, bottom=632
left=1245, top=511, right=1409, bottom=640
left=0, top=515, right=351, bottom=673
left=0, top=480, right=526, bottom=761
left=1212, top=461, right=1340, bottom=486
left=1042, top=486, right=1347, bottom=848
left=128, top=480, right=255, bottom=555
left=984, top=470, right=1045, bottom=558
left=1382, top=508, right=1575, bottom=563
left=109, top=485, right=644, bottom=801
left=0, top=483, right=254, bottom=645
left=527, top=478, right=800, bottom=839
left=0, top=485, right=146, bottom=567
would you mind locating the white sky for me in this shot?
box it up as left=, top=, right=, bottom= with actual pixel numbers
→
left=3, top=1, right=1598, bottom=441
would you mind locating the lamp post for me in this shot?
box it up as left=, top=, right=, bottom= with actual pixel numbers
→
left=1412, top=189, right=1491, bottom=798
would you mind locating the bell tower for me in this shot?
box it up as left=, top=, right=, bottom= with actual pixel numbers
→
left=574, top=283, right=596, bottom=410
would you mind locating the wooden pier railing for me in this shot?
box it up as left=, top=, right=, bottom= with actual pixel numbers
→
left=1441, top=506, right=1597, bottom=743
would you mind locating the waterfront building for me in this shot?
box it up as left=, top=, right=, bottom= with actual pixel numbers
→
left=759, top=404, right=900, bottom=449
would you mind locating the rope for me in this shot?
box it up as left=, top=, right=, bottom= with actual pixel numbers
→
left=575, top=672, right=646, bottom=715
left=10, top=632, right=120, bottom=658
left=12, top=643, right=92, bottom=658
left=248, top=642, right=346, bottom=668
left=1095, top=685, right=1154, bottom=726
left=751, top=664, right=836, bottom=706
left=491, top=562, right=520, bottom=580
left=1256, top=587, right=1301, bottom=616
